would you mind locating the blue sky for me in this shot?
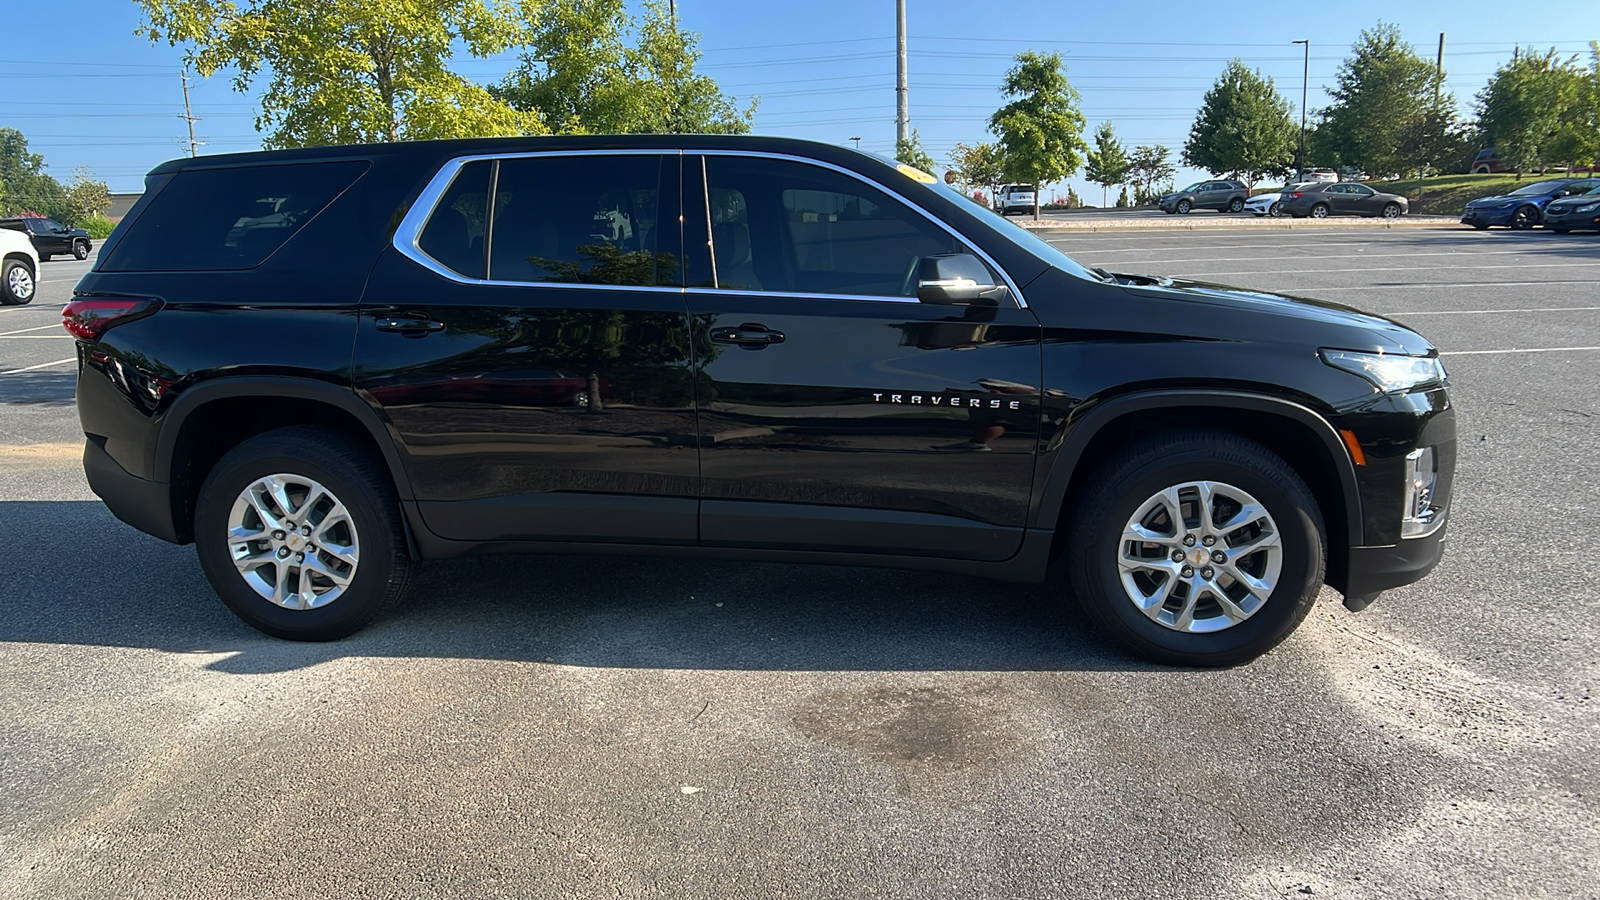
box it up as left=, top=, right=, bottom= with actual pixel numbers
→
left=5, top=0, right=1598, bottom=196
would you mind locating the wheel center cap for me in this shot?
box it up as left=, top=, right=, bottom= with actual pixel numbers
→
left=286, top=533, right=305, bottom=551
left=1191, top=547, right=1210, bottom=566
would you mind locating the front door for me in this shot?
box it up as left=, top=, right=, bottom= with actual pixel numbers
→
left=683, top=154, right=1042, bottom=562
left=354, top=151, right=702, bottom=545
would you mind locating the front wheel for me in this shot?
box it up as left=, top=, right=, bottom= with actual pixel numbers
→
left=1, top=259, right=35, bottom=305
left=1511, top=205, right=1539, bottom=230
left=1381, top=203, right=1402, bottom=219
left=1064, top=431, right=1325, bottom=666
left=194, top=426, right=416, bottom=641
left=1310, top=204, right=1330, bottom=219
left=1176, top=200, right=1192, bottom=214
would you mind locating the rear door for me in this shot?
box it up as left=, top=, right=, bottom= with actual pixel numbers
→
left=354, top=151, right=702, bottom=545
left=682, top=153, right=1042, bottom=561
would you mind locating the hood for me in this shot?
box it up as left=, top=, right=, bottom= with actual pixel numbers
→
left=1112, top=275, right=1435, bottom=355
left=1467, top=193, right=1547, bottom=207
left=1248, top=192, right=1282, bottom=202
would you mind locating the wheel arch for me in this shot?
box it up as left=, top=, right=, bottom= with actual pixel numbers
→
left=1033, top=391, right=1362, bottom=593
left=156, top=377, right=414, bottom=543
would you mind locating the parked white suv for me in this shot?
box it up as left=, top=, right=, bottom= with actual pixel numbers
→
left=1, top=227, right=40, bottom=305
left=997, top=183, right=1037, bottom=215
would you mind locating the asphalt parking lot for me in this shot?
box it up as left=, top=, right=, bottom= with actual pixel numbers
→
left=2, top=231, right=1596, bottom=899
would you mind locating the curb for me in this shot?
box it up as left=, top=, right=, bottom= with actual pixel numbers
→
left=1016, top=216, right=1463, bottom=233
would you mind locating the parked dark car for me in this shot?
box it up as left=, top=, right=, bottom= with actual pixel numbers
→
left=1281, top=183, right=1408, bottom=219
left=1539, top=183, right=1600, bottom=233
left=66, top=135, right=1455, bottom=666
left=1158, top=180, right=1248, bottom=214
left=0, top=216, right=92, bottom=260
left=1461, top=178, right=1599, bottom=230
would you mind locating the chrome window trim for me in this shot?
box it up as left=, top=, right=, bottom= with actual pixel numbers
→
left=391, top=146, right=1028, bottom=308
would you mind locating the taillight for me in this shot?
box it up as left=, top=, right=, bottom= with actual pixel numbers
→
left=62, top=298, right=158, bottom=341
left=1287, top=192, right=1304, bottom=199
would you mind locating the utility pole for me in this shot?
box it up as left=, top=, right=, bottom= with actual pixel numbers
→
left=1292, top=40, right=1308, bottom=180
left=895, top=0, right=908, bottom=147
left=178, top=69, right=203, bottom=157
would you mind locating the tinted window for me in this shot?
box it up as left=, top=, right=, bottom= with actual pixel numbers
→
left=702, top=156, right=967, bottom=297
left=489, top=154, right=671, bottom=286
left=104, top=160, right=367, bottom=271
left=417, top=161, right=492, bottom=279
left=1509, top=181, right=1575, bottom=196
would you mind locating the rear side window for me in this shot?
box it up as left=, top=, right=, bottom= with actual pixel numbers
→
left=103, top=160, right=367, bottom=271
left=417, top=161, right=493, bottom=280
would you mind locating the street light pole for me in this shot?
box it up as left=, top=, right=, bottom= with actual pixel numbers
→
left=1292, top=40, right=1308, bottom=180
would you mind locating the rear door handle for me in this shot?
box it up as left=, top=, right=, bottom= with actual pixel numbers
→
left=710, top=324, right=785, bottom=347
left=376, top=317, right=445, bottom=335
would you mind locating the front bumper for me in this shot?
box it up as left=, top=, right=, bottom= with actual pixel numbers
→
left=1461, top=207, right=1514, bottom=226
left=1343, top=523, right=1448, bottom=603
left=1542, top=208, right=1600, bottom=229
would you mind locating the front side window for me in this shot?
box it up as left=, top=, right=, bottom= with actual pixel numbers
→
left=1348, top=185, right=1375, bottom=197
left=490, top=154, right=673, bottom=287
left=701, top=155, right=969, bottom=298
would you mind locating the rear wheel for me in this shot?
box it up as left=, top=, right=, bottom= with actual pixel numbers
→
left=1228, top=197, right=1245, bottom=213
left=1269, top=202, right=1283, bottom=217
left=1, top=259, right=35, bottom=305
left=1064, top=431, right=1325, bottom=666
left=194, top=426, right=415, bottom=641
left=72, top=240, right=90, bottom=260
left=1310, top=204, right=1330, bottom=219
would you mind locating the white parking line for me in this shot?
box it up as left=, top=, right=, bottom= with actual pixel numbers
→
left=1381, top=306, right=1600, bottom=316
left=0, top=334, right=72, bottom=339
left=1442, top=346, right=1600, bottom=356
left=0, top=323, right=62, bottom=337
left=1090, top=248, right=1585, bottom=265
left=0, top=357, right=76, bottom=374
left=1175, top=261, right=1600, bottom=277
left=1303, top=280, right=1600, bottom=291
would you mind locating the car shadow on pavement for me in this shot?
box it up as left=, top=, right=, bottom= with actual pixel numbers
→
left=0, top=500, right=1144, bottom=674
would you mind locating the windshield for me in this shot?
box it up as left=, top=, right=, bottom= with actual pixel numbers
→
left=1510, top=181, right=1576, bottom=196
left=1584, top=184, right=1600, bottom=196
left=923, top=178, right=1099, bottom=283
left=1181, top=182, right=1204, bottom=192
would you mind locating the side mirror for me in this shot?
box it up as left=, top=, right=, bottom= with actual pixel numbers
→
left=915, top=253, right=1005, bottom=305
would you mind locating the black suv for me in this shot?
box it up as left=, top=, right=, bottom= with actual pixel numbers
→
left=1159, top=180, right=1249, bottom=214
left=1, top=216, right=92, bottom=260
left=67, top=136, right=1454, bottom=666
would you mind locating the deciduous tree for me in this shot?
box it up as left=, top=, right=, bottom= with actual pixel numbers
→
left=1084, top=121, right=1131, bottom=206
left=1183, top=60, right=1296, bottom=187
left=135, top=0, right=543, bottom=148
left=895, top=129, right=936, bottom=173
left=988, top=51, right=1087, bottom=219
left=1128, top=144, right=1176, bottom=203
left=1476, top=47, right=1596, bottom=175
left=949, top=141, right=1005, bottom=202
left=1317, top=23, right=1455, bottom=179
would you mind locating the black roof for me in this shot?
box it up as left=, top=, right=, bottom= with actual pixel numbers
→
left=148, top=134, right=898, bottom=177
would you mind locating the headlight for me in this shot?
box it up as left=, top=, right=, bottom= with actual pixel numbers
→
left=1578, top=203, right=1599, bottom=213
left=1320, top=349, right=1447, bottom=392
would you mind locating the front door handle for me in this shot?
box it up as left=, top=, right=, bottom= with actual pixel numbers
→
left=710, top=324, right=785, bottom=347
left=376, top=317, right=445, bottom=335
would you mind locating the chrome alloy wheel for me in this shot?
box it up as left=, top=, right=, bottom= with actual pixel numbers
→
left=1116, top=480, right=1283, bottom=633
left=227, top=473, right=360, bottom=609
left=6, top=264, right=33, bottom=301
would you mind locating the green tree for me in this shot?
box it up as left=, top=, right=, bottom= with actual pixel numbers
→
left=949, top=141, right=1005, bottom=202
left=1317, top=23, right=1455, bottom=179
left=1476, top=47, right=1596, bottom=175
left=60, top=168, right=112, bottom=226
left=135, top=0, right=542, bottom=148
left=1083, top=121, right=1131, bottom=206
left=496, top=0, right=753, bottom=134
left=895, top=128, right=937, bottom=173
left=1183, top=60, right=1297, bottom=187
left=1128, top=144, right=1176, bottom=203
left=0, top=128, right=70, bottom=218
left=988, top=50, right=1087, bottom=219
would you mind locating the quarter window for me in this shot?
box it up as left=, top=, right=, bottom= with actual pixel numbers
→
left=417, top=161, right=492, bottom=279
left=701, top=155, right=971, bottom=298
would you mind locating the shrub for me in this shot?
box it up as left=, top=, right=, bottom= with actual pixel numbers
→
left=81, top=213, right=116, bottom=240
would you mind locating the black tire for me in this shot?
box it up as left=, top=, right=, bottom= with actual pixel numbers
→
left=1063, top=430, right=1326, bottom=667
left=1176, top=199, right=1192, bottom=214
left=1228, top=197, right=1245, bottom=213
left=72, top=240, right=90, bottom=260
left=1164, top=209, right=1177, bottom=215
left=1310, top=204, right=1330, bottom=219
left=1511, top=205, right=1539, bottom=230
left=194, top=426, right=416, bottom=641
left=1, top=258, right=36, bottom=305
left=1552, top=227, right=1571, bottom=234
left=1471, top=223, right=1490, bottom=230
left=1269, top=202, right=1283, bottom=217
